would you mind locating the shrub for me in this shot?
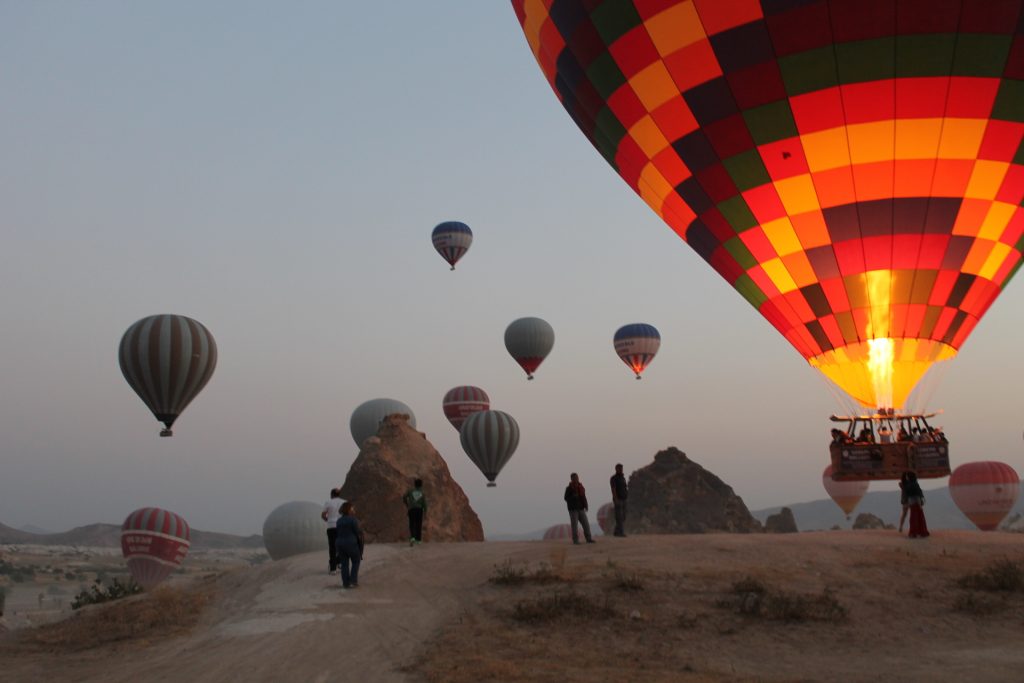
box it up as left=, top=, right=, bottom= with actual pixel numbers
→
left=510, top=590, right=615, bottom=623
left=953, top=591, right=1005, bottom=615
left=71, top=578, right=142, bottom=610
left=490, top=560, right=567, bottom=586
left=726, top=579, right=846, bottom=623
left=957, top=559, right=1024, bottom=593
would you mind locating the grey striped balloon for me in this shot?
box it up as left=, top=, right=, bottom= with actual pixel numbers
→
left=118, top=314, right=217, bottom=437
left=459, top=410, right=520, bottom=487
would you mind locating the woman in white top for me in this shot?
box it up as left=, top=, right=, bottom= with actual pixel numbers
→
left=321, top=488, right=344, bottom=574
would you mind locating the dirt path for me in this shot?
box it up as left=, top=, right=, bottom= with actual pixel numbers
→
left=3, top=532, right=1024, bottom=682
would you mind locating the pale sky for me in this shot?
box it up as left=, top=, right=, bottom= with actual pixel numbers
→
left=3, top=3, right=1022, bottom=537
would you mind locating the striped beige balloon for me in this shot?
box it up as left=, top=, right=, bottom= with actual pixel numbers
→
left=118, top=314, right=217, bottom=436
left=460, top=410, right=520, bottom=487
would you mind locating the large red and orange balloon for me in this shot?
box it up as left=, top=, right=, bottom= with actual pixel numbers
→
left=513, top=0, right=1024, bottom=408
left=120, top=507, right=191, bottom=589
left=949, top=461, right=1020, bottom=530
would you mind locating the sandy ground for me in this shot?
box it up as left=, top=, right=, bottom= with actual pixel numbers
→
left=2, top=531, right=1023, bottom=682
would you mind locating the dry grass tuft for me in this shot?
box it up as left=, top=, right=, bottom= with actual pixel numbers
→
left=13, top=584, right=212, bottom=652
left=489, top=559, right=571, bottom=586
left=509, top=590, right=616, bottom=623
left=956, top=559, right=1024, bottom=593
left=724, top=577, right=847, bottom=623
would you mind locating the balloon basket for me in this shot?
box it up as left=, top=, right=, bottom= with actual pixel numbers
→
left=160, top=429, right=173, bottom=437
left=487, top=482, right=496, bottom=488
left=450, top=265, right=455, bottom=271
left=635, top=375, right=642, bottom=380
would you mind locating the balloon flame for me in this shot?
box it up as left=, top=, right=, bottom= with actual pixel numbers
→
left=867, top=337, right=894, bottom=411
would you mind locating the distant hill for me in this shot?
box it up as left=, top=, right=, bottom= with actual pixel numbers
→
left=753, top=485, right=1024, bottom=531
left=0, top=521, right=263, bottom=549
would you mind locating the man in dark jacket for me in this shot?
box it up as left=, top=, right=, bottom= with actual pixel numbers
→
left=610, top=463, right=628, bottom=537
left=563, top=473, right=595, bottom=544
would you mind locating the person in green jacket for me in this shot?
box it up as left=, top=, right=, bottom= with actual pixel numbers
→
left=403, top=478, right=427, bottom=546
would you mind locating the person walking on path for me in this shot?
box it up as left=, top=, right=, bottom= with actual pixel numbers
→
left=610, top=464, right=628, bottom=537
left=321, top=488, right=344, bottom=574
left=564, top=473, right=595, bottom=544
left=335, top=501, right=365, bottom=588
left=403, top=478, right=427, bottom=546
left=902, top=471, right=930, bottom=538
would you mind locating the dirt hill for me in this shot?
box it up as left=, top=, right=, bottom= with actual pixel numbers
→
left=0, top=522, right=263, bottom=549
left=3, top=532, right=1024, bottom=682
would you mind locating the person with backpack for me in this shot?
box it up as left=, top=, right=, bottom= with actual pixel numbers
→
left=403, top=478, right=427, bottom=546
left=564, top=472, right=595, bottom=545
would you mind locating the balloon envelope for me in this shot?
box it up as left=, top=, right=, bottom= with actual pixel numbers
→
left=504, top=317, right=554, bottom=379
left=442, top=386, right=490, bottom=430
left=460, top=410, right=520, bottom=486
left=119, top=314, right=217, bottom=436
left=614, top=323, right=661, bottom=378
left=432, top=221, right=473, bottom=270
left=949, top=461, right=1020, bottom=531
left=597, top=502, right=614, bottom=535
left=822, top=465, right=869, bottom=516
left=513, top=1, right=1024, bottom=409
left=121, top=507, right=191, bottom=590
left=350, top=398, right=416, bottom=448
left=262, top=501, right=325, bottom=560
left=543, top=523, right=577, bottom=541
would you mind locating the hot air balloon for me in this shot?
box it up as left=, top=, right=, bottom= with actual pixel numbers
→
left=614, top=323, right=661, bottom=379
left=542, top=523, right=577, bottom=540
left=513, top=1, right=1024, bottom=412
left=460, top=410, right=520, bottom=486
left=505, top=317, right=554, bottom=380
left=120, top=507, right=190, bottom=589
left=432, top=221, right=473, bottom=270
left=822, top=465, right=869, bottom=518
left=119, top=314, right=217, bottom=436
left=350, top=398, right=416, bottom=448
left=442, top=386, right=490, bottom=430
left=597, top=502, right=615, bottom=535
left=949, top=461, right=1020, bottom=530
left=262, top=501, right=325, bottom=560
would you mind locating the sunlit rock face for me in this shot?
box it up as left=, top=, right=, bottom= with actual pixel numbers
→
left=626, top=448, right=763, bottom=535
left=339, top=415, right=483, bottom=543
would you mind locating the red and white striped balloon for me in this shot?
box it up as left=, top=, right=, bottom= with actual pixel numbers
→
left=442, top=386, right=490, bottom=430
left=949, top=461, right=1020, bottom=531
left=543, top=523, right=586, bottom=540
left=121, top=507, right=191, bottom=589
left=597, top=502, right=614, bottom=535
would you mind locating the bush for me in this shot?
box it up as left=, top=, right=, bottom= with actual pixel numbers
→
left=71, top=578, right=142, bottom=610
left=957, top=559, right=1024, bottom=593
left=954, top=592, right=1005, bottom=615
left=489, top=560, right=567, bottom=586
left=510, top=590, right=615, bottom=623
left=726, top=578, right=846, bottom=623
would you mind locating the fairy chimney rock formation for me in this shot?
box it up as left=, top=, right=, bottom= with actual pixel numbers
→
left=339, top=415, right=483, bottom=543
left=764, top=507, right=799, bottom=533
left=627, top=448, right=763, bottom=534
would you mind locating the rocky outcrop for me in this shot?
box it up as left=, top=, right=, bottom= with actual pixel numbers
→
left=765, top=507, right=798, bottom=533
left=339, top=415, right=483, bottom=543
left=852, top=513, right=892, bottom=530
left=626, top=448, right=763, bottom=534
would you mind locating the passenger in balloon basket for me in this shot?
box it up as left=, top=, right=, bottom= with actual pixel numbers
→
left=321, top=488, right=344, bottom=575
left=609, top=464, right=628, bottom=537
left=403, top=479, right=427, bottom=547
left=564, top=473, right=595, bottom=545
left=901, top=472, right=929, bottom=539
left=335, top=502, right=365, bottom=588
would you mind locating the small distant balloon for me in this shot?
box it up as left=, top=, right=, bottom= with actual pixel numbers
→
left=119, top=314, right=217, bottom=436
left=543, top=524, right=577, bottom=541
left=431, top=221, right=473, bottom=270
left=442, top=386, right=490, bottom=431
left=614, top=324, right=661, bottom=379
left=504, top=317, right=554, bottom=380
left=350, top=398, right=416, bottom=448
left=822, top=465, right=869, bottom=517
left=262, top=501, right=325, bottom=560
left=121, top=507, right=191, bottom=589
left=949, top=461, right=1020, bottom=531
left=460, top=410, right=520, bottom=486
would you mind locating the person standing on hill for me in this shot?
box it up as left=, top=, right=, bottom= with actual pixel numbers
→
left=335, top=501, right=365, bottom=589
left=320, top=487, right=344, bottom=574
left=564, top=473, right=595, bottom=544
left=403, top=478, right=427, bottom=546
left=902, top=471, right=930, bottom=539
left=609, top=464, right=629, bottom=537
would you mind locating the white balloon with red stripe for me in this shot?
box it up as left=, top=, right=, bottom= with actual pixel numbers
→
left=822, top=465, right=869, bottom=517
left=949, top=461, right=1020, bottom=531
left=121, top=507, right=191, bottom=590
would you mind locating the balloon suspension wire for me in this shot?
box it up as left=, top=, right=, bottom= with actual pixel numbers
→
left=815, top=368, right=862, bottom=420
left=903, top=360, right=952, bottom=416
